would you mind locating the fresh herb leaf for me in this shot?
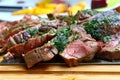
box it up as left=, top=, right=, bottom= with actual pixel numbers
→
left=26, top=28, right=39, bottom=37
left=84, top=20, right=103, bottom=40
left=103, top=36, right=112, bottom=43
left=84, top=15, right=120, bottom=42
left=72, top=34, right=79, bottom=42
left=49, top=29, right=56, bottom=34
left=52, top=27, right=71, bottom=52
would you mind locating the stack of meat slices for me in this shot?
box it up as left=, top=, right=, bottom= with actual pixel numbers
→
left=21, top=26, right=100, bottom=68
left=96, top=33, right=120, bottom=60
left=4, top=10, right=120, bottom=68
left=0, top=17, right=99, bottom=68
left=0, top=15, right=40, bottom=48
left=82, top=10, right=120, bottom=60
left=59, top=26, right=99, bottom=67
left=0, top=10, right=101, bottom=68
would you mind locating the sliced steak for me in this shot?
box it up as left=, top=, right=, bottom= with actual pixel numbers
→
left=22, top=43, right=58, bottom=68
left=96, top=38, right=120, bottom=60
left=7, top=31, right=56, bottom=57
left=95, top=32, right=120, bottom=60
left=60, top=39, right=99, bottom=67
left=0, top=26, right=35, bottom=54
left=52, top=25, right=99, bottom=66
left=0, top=21, right=17, bottom=47
left=71, top=25, right=95, bottom=41
left=0, top=25, right=55, bottom=54
left=84, top=10, right=120, bottom=41
left=0, top=15, right=40, bottom=47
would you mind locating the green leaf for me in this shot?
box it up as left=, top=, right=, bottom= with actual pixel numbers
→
left=52, top=27, right=71, bottom=52
left=26, top=28, right=39, bottom=37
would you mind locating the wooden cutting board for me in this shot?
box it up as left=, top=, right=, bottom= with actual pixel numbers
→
left=1, top=64, right=120, bottom=80
left=1, top=55, right=120, bottom=80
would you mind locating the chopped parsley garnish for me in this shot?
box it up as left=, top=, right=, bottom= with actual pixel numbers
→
left=26, top=28, right=39, bottom=37
left=103, top=36, right=112, bottom=43
left=49, top=29, right=56, bottom=34
left=84, top=16, right=120, bottom=42
left=84, top=19, right=103, bottom=40
left=52, top=27, right=71, bottom=52
left=72, top=34, right=79, bottom=42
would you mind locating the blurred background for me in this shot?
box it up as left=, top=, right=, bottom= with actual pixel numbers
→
left=0, top=0, right=120, bottom=21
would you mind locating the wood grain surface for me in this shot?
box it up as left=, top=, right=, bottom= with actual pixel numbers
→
left=1, top=57, right=120, bottom=80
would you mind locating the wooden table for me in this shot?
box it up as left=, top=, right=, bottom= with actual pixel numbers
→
left=1, top=57, right=120, bottom=80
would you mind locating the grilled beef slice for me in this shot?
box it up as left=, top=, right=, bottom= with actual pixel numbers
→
left=84, top=10, right=120, bottom=41
left=0, top=21, right=17, bottom=47
left=83, top=10, right=120, bottom=60
left=0, top=21, right=17, bottom=38
left=0, top=25, right=56, bottom=54
left=22, top=42, right=58, bottom=68
left=22, top=27, right=71, bottom=68
left=57, top=25, right=99, bottom=66
left=60, top=39, right=99, bottom=66
left=71, top=25, right=95, bottom=41
left=3, top=29, right=56, bottom=61
left=95, top=34, right=120, bottom=60
left=7, top=31, right=56, bottom=57
left=0, top=15, right=40, bottom=47
left=0, top=24, right=40, bottom=53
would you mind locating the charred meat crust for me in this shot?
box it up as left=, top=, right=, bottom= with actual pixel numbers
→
left=0, top=15, right=40, bottom=47
left=0, top=25, right=56, bottom=54
left=7, top=32, right=56, bottom=57
left=22, top=43, right=58, bottom=68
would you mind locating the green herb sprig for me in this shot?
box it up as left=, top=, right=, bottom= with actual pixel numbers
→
left=26, top=28, right=39, bottom=37
left=84, top=16, right=120, bottom=42
left=52, top=27, right=71, bottom=52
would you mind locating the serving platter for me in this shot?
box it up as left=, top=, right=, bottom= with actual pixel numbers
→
left=1, top=55, right=120, bottom=65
